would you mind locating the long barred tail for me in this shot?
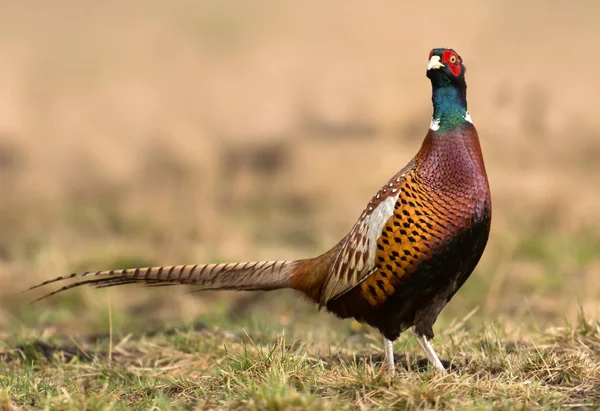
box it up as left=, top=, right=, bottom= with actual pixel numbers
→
left=27, top=260, right=297, bottom=303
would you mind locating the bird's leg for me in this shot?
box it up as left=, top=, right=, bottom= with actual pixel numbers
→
left=383, top=336, right=395, bottom=376
left=413, top=329, right=446, bottom=373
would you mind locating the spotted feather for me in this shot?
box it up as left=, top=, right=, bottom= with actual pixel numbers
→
left=319, top=166, right=410, bottom=306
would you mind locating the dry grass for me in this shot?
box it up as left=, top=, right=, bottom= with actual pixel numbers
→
left=1, top=307, right=599, bottom=409
left=1, top=1, right=600, bottom=409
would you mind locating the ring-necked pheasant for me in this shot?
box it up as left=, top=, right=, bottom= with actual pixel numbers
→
left=27, top=48, right=491, bottom=375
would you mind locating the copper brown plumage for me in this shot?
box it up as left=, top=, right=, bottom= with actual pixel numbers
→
left=26, top=48, right=491, bottom=376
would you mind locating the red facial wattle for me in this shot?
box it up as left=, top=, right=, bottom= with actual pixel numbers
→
left=441, top=50, right=461, bottom=77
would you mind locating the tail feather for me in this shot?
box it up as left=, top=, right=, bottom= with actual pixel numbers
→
left=28, top=260, right=296, bottom=303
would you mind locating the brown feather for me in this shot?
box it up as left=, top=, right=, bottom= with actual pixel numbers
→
left=29, top=261, right=300, bottom=303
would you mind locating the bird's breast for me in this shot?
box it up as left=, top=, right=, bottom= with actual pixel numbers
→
left=415, top=126, right=491, bottom=225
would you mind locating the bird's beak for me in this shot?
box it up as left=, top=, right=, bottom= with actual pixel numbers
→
left=427, top=55, right=444, bottom=71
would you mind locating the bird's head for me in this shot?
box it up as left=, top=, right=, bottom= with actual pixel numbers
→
left=426, top=48, right=466, bottom=88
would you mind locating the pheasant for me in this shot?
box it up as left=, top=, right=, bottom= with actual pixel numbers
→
left=27, top=48, right=491, bottom=375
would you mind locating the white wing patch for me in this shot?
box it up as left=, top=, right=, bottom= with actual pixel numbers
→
left=362, top=194, right=399, bottom=263
left=320, top=192, right=400, bottom=305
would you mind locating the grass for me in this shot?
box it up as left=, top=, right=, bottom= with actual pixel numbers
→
left=2, top=211, right=600, bottom=410
left=2, top=291, right=600, bottom=409
left=1, top=316, right=598, bottom=410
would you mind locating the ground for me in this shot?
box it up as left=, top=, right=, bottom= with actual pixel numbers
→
left=2, top=298, right=600, bottom=409
left=1, top=1, right=600, bottom=409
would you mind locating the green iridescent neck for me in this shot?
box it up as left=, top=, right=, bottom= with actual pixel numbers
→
left=430, top=85, right=470, bottom=132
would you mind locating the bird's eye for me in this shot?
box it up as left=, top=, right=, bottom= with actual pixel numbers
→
left=449, top=55, right=457, bottom=64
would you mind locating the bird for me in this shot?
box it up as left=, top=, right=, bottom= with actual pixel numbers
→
left=27, top=48, right=491, bottom=376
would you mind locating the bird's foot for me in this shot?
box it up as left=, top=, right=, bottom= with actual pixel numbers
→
left=383, top=336, right=396, bottom=377
left=413, top=329, right=446, bottom=373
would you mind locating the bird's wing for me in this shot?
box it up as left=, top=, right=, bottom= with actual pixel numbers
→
left=319, top=162, right=457, bottom=309
left=318, top=169, right=408, bottom=306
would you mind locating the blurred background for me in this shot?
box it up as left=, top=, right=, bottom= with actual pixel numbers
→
left=1, top=1, right=599, bottom=337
